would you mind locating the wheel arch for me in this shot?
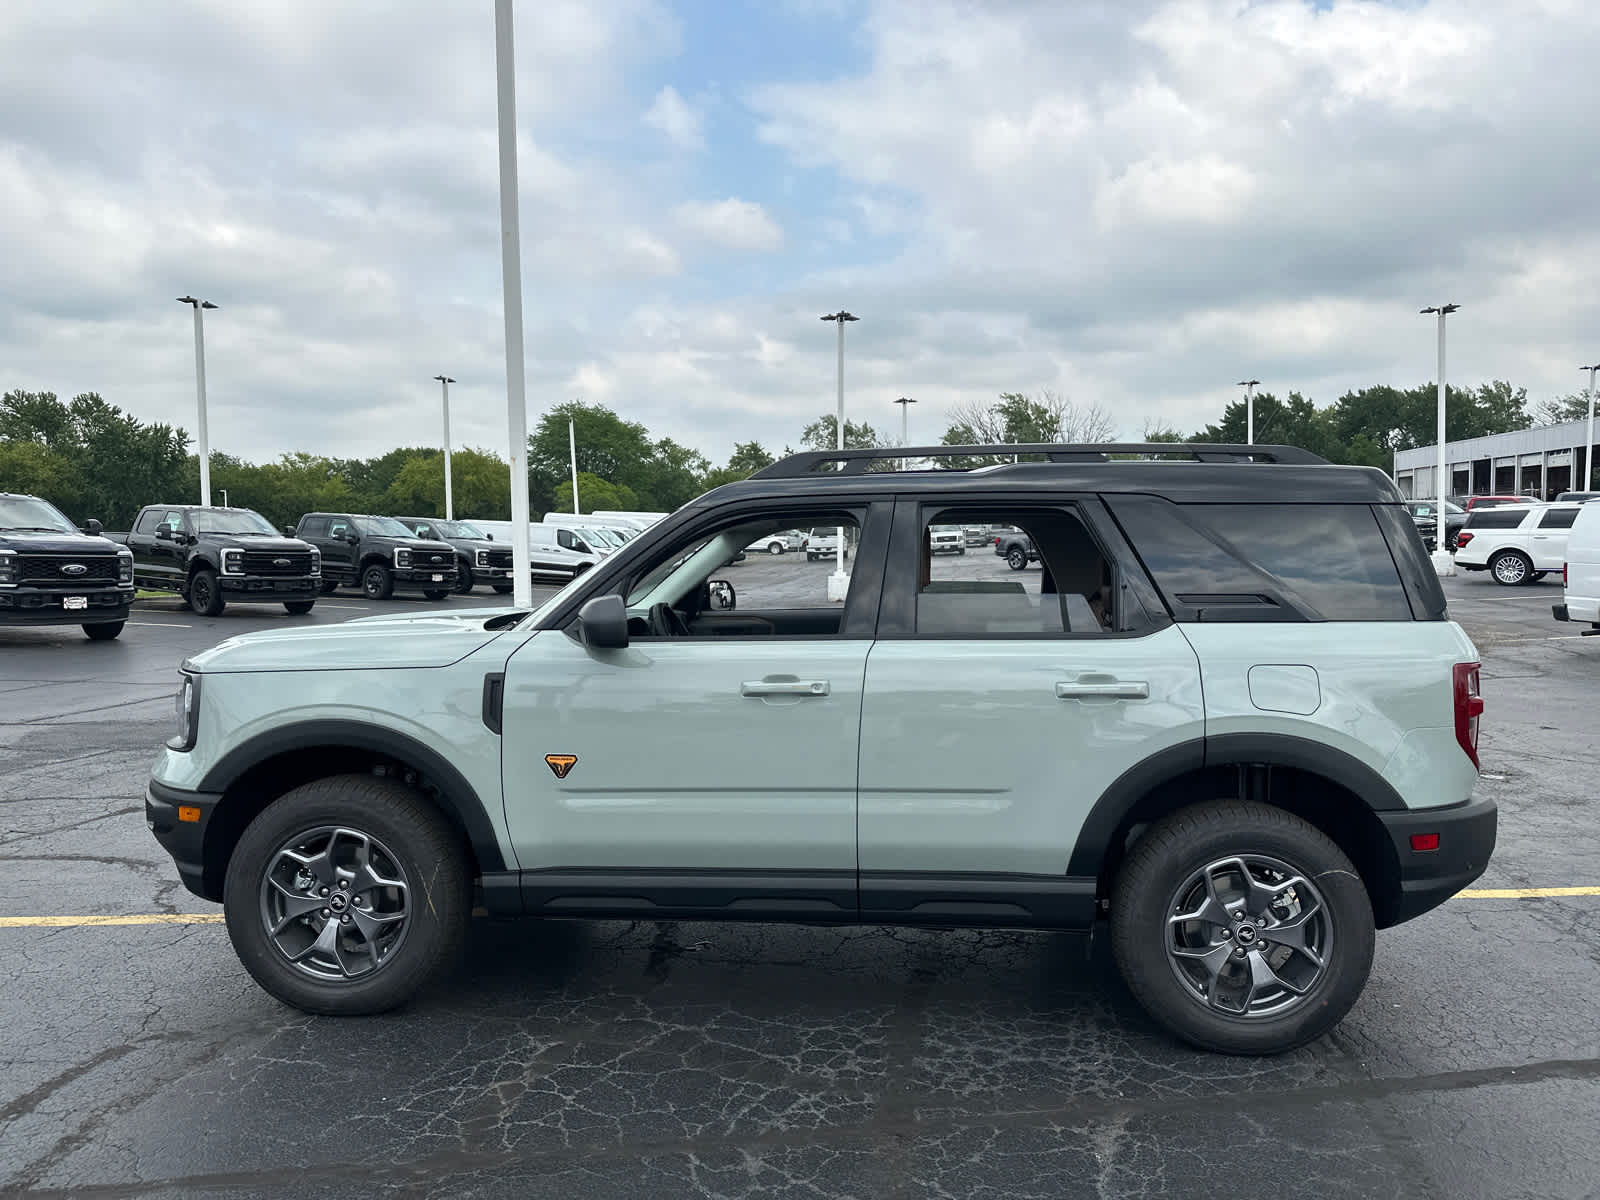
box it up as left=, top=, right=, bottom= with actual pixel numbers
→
left=193, top=720, right=507, bottom=902
left=359, top=553, right=392, bottom=572
left=1069, top=735, right=1406, bottom=928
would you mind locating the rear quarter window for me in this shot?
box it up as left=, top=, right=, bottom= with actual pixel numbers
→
left=1464, top=508, right=1530, bottom=530
left=1107, top=497, right=1413, bottom=622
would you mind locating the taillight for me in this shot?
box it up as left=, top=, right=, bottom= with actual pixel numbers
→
left=1453, top=662, right=1483, bottom=770
left=1455, top=531, right=1473, bottom=547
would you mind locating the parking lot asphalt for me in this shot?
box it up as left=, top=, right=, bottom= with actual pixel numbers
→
left=2, top=565, right=1598, bottom=1198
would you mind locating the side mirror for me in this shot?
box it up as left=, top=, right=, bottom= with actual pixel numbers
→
left=574, top=540, right=592, bottom=555
left=85, top=518, right=103, bottom=536
left=283, top=525, right=296, bottom=537
left=155, top=527, right=174, bottom=542
left=345, top=533, right=360, bottom=545
left=485, top=533, right=494, bottom=541
left=576, top=594, right=628, bottom=649
left=707, top=579, right=736, bottom=610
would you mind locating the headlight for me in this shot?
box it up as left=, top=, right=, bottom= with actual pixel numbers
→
left=221, top=549, right=244, bottom=575
left=168, top=674, right=199, bottom=751
left=117, top=550, right=133, bottom=584
left=309, top=549, right=321, bottom=576
left=395, top=548, right=413, bottom=568
left=476, top=549, right=491, bottom=567
left=0, top=550, right=14, bottom=587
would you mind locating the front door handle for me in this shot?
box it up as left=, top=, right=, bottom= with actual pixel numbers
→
left=1056, top=681, right=1149, bottom=700
left=741, top=679, right=830, bottom=697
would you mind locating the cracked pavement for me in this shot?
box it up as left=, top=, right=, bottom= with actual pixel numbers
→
left=1, top=575, right=1597, bottom=1198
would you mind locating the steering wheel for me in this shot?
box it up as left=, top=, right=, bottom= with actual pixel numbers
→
left=647, top=602, right=690, bottom=638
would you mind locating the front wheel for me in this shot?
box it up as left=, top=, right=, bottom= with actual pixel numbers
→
left=454, top=564, right=475, bottom=594
left=1490, top=550, right=1533, bottom=586
left=1110, top=800, right=1374, bottom=1055
left=222, top=775, right=471, bottom=1015
left=767, top=541, right=784, bottom=555
left=284, top=600, right=315, bottom=615
left=319, top=579, right=339, bottom=595
left=422, top=589, right=450, bottom=602
left=83, top=621, right=124, bottom=641
left=1006, top=547, right=1028, bottom=570
left=492, top=583, right=514, bottom=594
left=362, top=564, right=394, bottom=600
left=188, top=568, right=226, bottom=616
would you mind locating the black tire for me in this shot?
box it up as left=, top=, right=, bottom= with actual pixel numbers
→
left=1529, top=571, right=1548, bottom=583
left=188, top=568, right=226, bottom=616
left=284, top=600, right=315, bottom=615
left=362, top=563, right=394, bottom=600
left=1006, top=547, right=1028, bottom=571
left=1110, top=800, right=1375, bottom=1055
left=423, top=589, right=450, bottom=602
left=455, top=563, right=475, bottom=594
left=957, top=547, right=966, bottom=556
left=82, top=621, right=124, bottom=641
left=222, top=774, right=471, bottom=1016
left=492, top=583, right=514, bottom=594
left=319, top=579, right=339, bottom=595
left=1489, top=550, right=1533, bottom=586
left=767, top=541, right=784, bottom=555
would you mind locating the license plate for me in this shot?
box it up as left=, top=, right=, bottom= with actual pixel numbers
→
left=432, top=574, right=444, bottom=582
left=63, top=596, right=88, bottom=610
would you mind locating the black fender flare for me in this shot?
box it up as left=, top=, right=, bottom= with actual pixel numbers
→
left=196, top=719, right=507, bottom=872
left=1065, top=733, right=1405, bottom=879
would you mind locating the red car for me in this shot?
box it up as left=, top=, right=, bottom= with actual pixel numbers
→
left=1462, top=495, right=1537, bottom=511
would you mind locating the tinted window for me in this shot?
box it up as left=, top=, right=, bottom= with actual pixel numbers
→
left=134, top=509, right=162, bottom=534
left=1108, top=498, right=1411, bottom=621
left=1537, top=507, right=1579, bottom=530
left=299, top=516, right=329, bottom=538
left=1465, top=509, right=1529, bottom=530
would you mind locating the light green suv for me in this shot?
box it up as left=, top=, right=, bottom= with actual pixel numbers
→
left=146, top=442, right=1495, bottom=1055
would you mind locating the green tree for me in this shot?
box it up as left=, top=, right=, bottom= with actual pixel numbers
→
left=727, top=441, right=775, bottom=476
left=0, top=439, right=76, bottom=503
left=939, top=390, right=1115, bottom=467
left=1534, top=392, right=1593, bottom=426
left=553, top=472, right=639, bottom=514
left=382, top=448, right=512, bottom=519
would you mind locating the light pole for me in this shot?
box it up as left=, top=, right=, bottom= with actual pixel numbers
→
left=434, top=375, right=456, bottom=520
left=177, top=297, right=217, bottom=507
left=894, top=396, right=915, bottom=467
left=1236, top=379, right=1260, bottom=445
left=1421, top=304, right=1459, bottom=574
left=820, top=311, right=858, bottom=597
left=1582, top=364, right=1599, bottom=492
left=495, top=0, right=533, bottom=609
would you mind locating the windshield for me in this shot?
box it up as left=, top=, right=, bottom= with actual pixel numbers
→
left=431, top=520, right=486, bottom=539
left=0, top=495, right=79, bottom=533
left=357, top=516, right=420, bottom=538
left=580, top=526, right=621, bottom=547
left=195, top=509, right=279, bottom=536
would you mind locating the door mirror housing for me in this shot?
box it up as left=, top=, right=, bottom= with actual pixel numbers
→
left=155, top=527, right=174, bottom=542
left=485, top=532, right=494, bottom=540
left=84, top=518, right=103, bottom=536
left=576, top=594, right=629, bottom=650
left=283, top=525, right=297, bottom=537
left=707, top=579, right=736, bottom=610
left=345, top=533, right=361, bottom=545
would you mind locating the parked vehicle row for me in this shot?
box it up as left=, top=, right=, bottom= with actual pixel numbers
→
left=1453, top=501, right=1582, bottom=586
left=1, top=492, right=133, bottom=639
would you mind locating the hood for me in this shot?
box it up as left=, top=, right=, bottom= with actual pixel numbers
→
left=0, top=530, right=125, bottom=554
left=210, top=535, right=313, bottom=552
left=185, top=607, right=527, bottom=674
left=401, top=538, right=457, bottom=556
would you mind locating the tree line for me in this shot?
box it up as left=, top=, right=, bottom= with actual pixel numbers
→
left=2, top=381, right=1584, bottom=529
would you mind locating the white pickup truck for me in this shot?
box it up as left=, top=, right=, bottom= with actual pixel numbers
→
left=804, top=528, right=850, bottom=562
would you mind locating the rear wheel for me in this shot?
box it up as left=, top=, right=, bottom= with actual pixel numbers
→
left=222, top=775, right=471, bottom=1015
left=1006, top=546, right=1028, bottom=570
left=1110, top=800, right=1374, bottom=1055
left=284, top=600, right=315, bottom=615
left=82, top=621, right=124, bottom=641
left=1490, top=550, right=1533, bottom=586
left=188, top=569, right=225, bottom=616
left=767, top=541, right=784, bottom=555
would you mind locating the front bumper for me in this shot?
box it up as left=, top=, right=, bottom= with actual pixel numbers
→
left=219, top=575, right=320, bottom=599
left=146, top=778, right=224, bottom=901
left=394, top=568, right=458, bottom=590
left=1378, top=793, right=1497, bottom=925
left=0, top=587, right=133, bottom=623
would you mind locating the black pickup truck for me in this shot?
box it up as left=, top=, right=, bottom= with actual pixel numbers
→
left=0, top=492, right=134, bottom=639
left=113, top=504, right=321, bottom=617
left=394, top=516, right=512, bottom=594
left=992, top=528, right=1039, bottom=570
left=294, top=513, right=457, bottom=600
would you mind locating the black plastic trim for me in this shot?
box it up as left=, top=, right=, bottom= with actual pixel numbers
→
left=1065, top=740, right=1207, bottom=878
left=859, top=871, right=1098, bottom=928
left=1377, top=794, right=1497, bottom=924
left=1205, top=733, right=1408, bottom=810
left=520, top=868, right=857, bottom=921
left=195, top=720, right=507, bottom=872
left=481, top=673, right=504, bottom=734
left=479, top=870, right=524, bottom=915
left=145, top=778, right=222, bottom=900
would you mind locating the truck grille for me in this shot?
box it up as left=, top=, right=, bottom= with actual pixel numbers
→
left=486, top=549, right=512, bottom=569
left=241, top=551, right=314, bottom=576
left=16, top=555, right=122, bottom=585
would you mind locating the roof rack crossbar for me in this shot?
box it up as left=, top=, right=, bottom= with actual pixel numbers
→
left=751, top=442, right=1326, bottom=478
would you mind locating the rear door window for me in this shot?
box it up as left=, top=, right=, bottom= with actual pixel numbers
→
left=1537, top=508, right=1579, bottom=530
left=1107, top=498, right=1412, bottom=621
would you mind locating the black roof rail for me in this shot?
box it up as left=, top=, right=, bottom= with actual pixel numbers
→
left=750, top=442, right=1327, bottom=478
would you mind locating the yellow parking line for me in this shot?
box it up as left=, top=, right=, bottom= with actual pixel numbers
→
left=0, top=913, right=224, bottom=927
left=1455, top=886, right=1600, bottom=899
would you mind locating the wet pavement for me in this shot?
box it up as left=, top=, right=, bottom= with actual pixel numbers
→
left=2, top=569, right=1597, bottom=1198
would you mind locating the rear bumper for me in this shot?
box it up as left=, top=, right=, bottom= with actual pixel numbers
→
left=146, top=778, right=223, bottom=901
left=1378, top=794, right=1497, bottom=925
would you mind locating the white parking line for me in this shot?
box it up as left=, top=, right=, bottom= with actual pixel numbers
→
left=128, top=620, right=193, bottom=628
left=315, top=604, right=371, bottom=610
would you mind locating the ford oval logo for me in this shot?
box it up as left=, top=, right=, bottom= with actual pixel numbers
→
left=273, top=557, right=290, bottom=566
left=430, top=555, right=442, bottom=563
left=60, top=563, right=88, bottom=576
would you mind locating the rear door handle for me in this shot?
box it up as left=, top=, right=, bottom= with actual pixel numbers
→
left=1056, top=681, right=1149, bottom=700
left=742, top=679, right=830, bottom=697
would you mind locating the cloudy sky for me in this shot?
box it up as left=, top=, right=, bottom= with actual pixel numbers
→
left=3, top=0, right=1598, bottom=468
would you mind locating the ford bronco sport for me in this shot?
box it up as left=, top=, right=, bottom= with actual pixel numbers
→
left=146, top=442, right=1494, bottom=1054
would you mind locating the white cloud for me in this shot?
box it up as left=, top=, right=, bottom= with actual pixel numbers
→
left=672, top=198, right=785, bottom=252
left=643, top=84, right=704, bottom=150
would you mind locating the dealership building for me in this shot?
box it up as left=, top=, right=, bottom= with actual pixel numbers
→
left=1392, top=417, right=1598, bottom=500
